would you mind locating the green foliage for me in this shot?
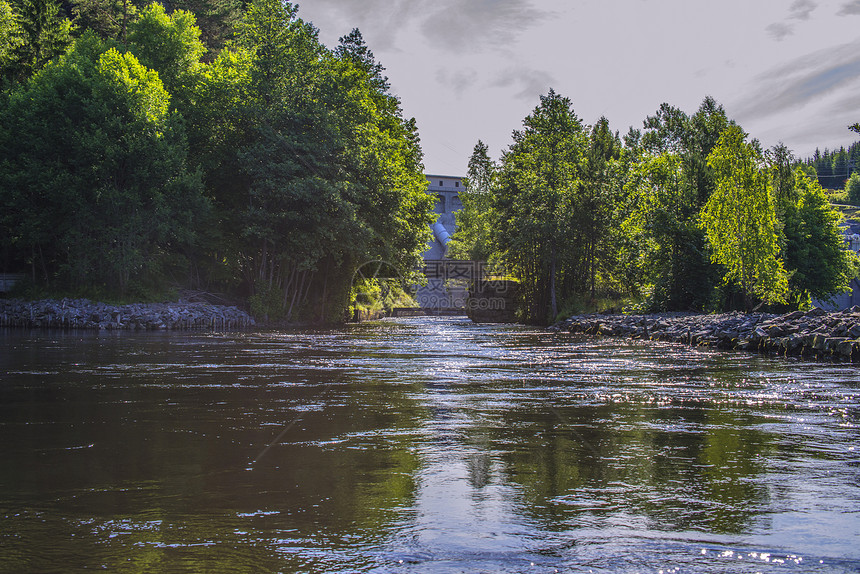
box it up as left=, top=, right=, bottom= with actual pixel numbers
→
left=622, top=152, right=706, bottom=310
left=806, top=141, right=860, bottom=190
left=769, top=142, right=797, bottom=217
left=461, top=94, right=853, bottom=318
left=170, top=0, right=242, bottom=58
left=127, top=3, right=205, bottom=100
left=493, top=89, right=589, bottom=323
left=0, top=0, right=433, bottom=321
left=71, top=0, right=140, bottom=42
left=825, top=187, right=850, bottom=204
left=349, top=278, right=416, bottom=320
left=619, top=97, right=730, bottom=311
left=782, top=169, right=856, bottom=304
left=0, top=0, right=23, bottom=81
left=248, top=283, right=284, bottom=321
left=845, top=172, right=860, bottom=205
left=184, top=1, right=432, bottom=322
left=2, top=0, right=72, bottom=83
left=701, top=125, right=788, bottom=308
left=447, top=140, right=496, bottom=261
left=0, top=33, right=207, bottom=296
left=579, top=116, right=622, bottom=297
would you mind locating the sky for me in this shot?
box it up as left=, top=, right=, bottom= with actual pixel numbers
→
left=294, top=0, right=860, bottom=176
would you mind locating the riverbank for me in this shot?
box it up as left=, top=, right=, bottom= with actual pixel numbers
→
left=0, top=298, right=255, bottom=330
left=552, top=307, right=860, bottom=362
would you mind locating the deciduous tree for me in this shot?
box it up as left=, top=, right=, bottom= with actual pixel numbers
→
left=701, top=126, right=788, bottom=309
left=783, top=168, right=856, bottom=306
left=0, top=34, right=207, bottom=295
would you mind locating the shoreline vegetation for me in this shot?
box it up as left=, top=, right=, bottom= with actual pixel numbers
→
left=551, top=307, right=860, bottom=363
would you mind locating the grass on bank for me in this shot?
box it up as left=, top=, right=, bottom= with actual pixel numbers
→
left=350, top=279, right=418, bottom=320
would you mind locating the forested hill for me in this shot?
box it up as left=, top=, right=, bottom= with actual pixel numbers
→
left=806, top=141, right=860, bottom=190
left=0, top=0, right=435, bottom=322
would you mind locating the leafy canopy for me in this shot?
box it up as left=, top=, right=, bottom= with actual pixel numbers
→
left=701, top=125, right=788, bottom=308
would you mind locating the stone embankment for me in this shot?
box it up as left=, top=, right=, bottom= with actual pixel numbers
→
left=553, top=307, right=860, bottom=362
left=0, top=298, right=255, bottom=330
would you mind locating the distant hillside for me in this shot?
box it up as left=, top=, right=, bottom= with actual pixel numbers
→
left=805, top=141, right=860, bottom=190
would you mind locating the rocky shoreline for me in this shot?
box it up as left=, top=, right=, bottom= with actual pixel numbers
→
left=552, top=307, right=860, bottom=362
left=0, top=298, right=255, bottom=330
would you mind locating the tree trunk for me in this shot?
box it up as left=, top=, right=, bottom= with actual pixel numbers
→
left=550, top=245, right=558, bottom=321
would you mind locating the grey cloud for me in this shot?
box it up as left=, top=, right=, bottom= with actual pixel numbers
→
left=421, top=0, right=553, bottom=53
left=489, top=67, right=554, bottom=100
left=297, top=0, right=424, bottom=51
left=435, top=68, right=480, bottom=97
left=838, top=0, right=860, bottom=14
left=831, top=92, right=860, bottom=115
left=298, top=0, right=552, bottom=54
left=766, top=22, right=794, bottom=41
left=789, top=0, right=817, bottom=20
left=764, top=0, right=817, bottom=41
left=734, top=39, right=860, bottom=122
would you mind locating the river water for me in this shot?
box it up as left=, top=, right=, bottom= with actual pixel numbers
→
left=1, top=316, right=859, bottom=573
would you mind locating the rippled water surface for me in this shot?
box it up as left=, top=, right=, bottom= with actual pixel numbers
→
left=1, top=317, right=860, bottom=573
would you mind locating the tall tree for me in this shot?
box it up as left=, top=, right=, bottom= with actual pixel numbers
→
left=494, top=89, right=588, bottom=322
left=768, top=142, right=797, bottom=219
left=3, top=0, right=71, bottom=83
left=0, top=0, right=22, bottom=83
left=846, top=172, right=860, bottom=206
left=447, top=140, right=496, bottom=262
left=782, top=168, right=856, bottom=306
left=701, top=125, right=788, bottom=309
left=71, top=0, right=141, bottom=42
left=127, top=3, right=205, bottom=105
left=622, top=151, right=699, bottom=309
left=626, top=97, right=731, bottom=310
left=186, top=0, right=432, bottom=321
left=334, top=27, right=388, bottom=92
left=580, top=116, right=621, bottom=298
left=171, top=0, right=242, bottom=58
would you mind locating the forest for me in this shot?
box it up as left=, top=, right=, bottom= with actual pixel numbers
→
left=806, top=142, right=860, bottom=190
left=0, top=0, right=434, bottom=322
left=449, top=92, right=860, bottom=324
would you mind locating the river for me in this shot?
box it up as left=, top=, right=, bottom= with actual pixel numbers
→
left=1, top=316, right=859, bottom=573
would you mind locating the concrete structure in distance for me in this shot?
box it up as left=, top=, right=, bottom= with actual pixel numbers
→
left=423, top=175, right=463, bottom=260
left=417, top=174, right=465, bottom=311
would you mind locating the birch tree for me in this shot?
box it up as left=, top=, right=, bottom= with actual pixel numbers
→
left=701, top=126, right=788, bottom=309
